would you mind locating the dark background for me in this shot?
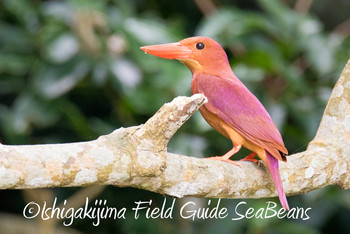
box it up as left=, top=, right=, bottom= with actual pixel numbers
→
left=0, top=0, right=349, bottom=233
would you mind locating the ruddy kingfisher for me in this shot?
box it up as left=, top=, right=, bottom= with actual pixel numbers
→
left=140, top=36, right=289, bottom=210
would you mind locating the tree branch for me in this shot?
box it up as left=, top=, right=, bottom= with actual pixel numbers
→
left=1, top=59, right=349, bottom=200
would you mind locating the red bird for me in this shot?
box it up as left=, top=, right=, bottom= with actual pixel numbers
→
left=140, top=37, right=289, bottom=210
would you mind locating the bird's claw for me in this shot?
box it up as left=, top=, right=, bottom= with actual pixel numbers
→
left=240, top=158, right=261, bottom=166
left=240, top=152, right=260, bottom=166
left=206, top=156, right=242, bottom=168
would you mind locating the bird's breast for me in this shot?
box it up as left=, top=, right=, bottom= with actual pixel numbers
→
left=191, top=76, right=265, bottom=155
left=191, top=79, right=229, bottom=138
left=198, top=105, right=230, bottom=139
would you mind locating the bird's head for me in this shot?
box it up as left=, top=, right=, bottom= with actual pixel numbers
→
left=140, top=37, right=232, bottom=76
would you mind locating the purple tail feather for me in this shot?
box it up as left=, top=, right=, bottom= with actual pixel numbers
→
left=266, top=150, right=289, bottom=210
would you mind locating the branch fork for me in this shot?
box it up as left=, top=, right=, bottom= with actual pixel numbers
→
left=1, top=60, right=349, bottom=200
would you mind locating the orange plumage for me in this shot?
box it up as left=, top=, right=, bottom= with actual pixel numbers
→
left=141, top=36, right=289, bottom=210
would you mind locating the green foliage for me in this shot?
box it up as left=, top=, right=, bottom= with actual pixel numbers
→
left=0, top=0, right=349, bottom=233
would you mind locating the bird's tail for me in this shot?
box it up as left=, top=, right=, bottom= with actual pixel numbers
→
left=265, top=150, right=289, bottom=210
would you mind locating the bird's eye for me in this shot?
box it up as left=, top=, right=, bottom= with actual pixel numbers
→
left=196, top=42, right=205, bottom=50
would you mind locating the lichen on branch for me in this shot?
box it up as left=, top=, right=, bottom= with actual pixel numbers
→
left=0, top=60, right=349, bottom=200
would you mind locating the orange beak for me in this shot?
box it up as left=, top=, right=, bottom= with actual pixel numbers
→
left=140, top=42, right=192, bottom=60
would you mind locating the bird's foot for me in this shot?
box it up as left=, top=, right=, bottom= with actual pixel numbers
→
left=206, top=145, right=242, bottom=168
left=207, top=156, right=242, bottom=168
left=240, top=152, right=260, bottom=166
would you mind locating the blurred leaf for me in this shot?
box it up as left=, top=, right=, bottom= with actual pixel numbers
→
left=110, top=58, right=142, bottom=90
left=0, top=54, right=35, bottom=75
left=68, top=0, right=106, bottom=11
left=303, top=35, right=339, bottom=76
left=3, top=0, right=39, bottom=32
left=91, top=61, right=109, bottom=85
left=46, top=33, right=79, bottom=63
left=0, top=76, right=25, bottom=96
left=59, top=99, right=97, bottom=141
left=0, top=23, right=33, bottom=53
left=124, top=17, right=179, bottom=44
left=168, top=133, right=207, bottom=157
left=258, top=0, right=298, bottom=37
left=33, top=59, right=89, bottom=99
left=196, top=9, right=243, bottom=39
left=297, top=17, right=322, bottom=37
left=11, top=94, right=60, bottom=134
left=266, top=101, right=287, bottom=130
left=42, top=1, right=74, bottom=23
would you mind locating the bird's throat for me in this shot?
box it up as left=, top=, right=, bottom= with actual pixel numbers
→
left=179, top=59, right=203, bottom=74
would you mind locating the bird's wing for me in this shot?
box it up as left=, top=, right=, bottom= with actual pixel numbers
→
left=196, top=74, right=287, bottom=158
